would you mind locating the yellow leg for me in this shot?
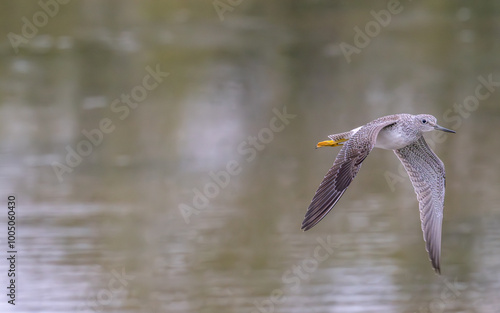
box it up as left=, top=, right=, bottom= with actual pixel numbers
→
left=316, top=138, right=347, bottom=148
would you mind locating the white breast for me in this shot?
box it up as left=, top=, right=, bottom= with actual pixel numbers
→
left=374, top=127, right=411, bottom=150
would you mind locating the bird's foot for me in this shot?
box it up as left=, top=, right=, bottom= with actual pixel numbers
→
left=316, top=138, right=347, bottom=148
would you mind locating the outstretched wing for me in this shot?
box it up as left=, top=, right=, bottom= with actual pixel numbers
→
left=394, top=136, right=446, bottom=274
left=301, top=118, right=398, bottom=231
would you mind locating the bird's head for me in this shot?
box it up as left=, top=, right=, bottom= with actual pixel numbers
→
left=414, top=114, right=456, bottom=134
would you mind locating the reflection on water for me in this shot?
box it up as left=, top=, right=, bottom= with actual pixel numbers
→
left=1, top=1, right=500, bottom=312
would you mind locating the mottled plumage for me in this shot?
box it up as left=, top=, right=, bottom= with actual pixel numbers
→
left=302, top=113, right=455, bottom=273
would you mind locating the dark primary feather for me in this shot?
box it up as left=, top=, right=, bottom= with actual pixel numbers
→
left=301, top=118, right=399, bottom=231
left=394, top=136, right=445, bottom=274
left=301, top=150, right=357, bottom=231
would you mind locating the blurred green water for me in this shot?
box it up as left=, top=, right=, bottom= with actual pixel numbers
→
left=1, top=1, right=500, bottom=312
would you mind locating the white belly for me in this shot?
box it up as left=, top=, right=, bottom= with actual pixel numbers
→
left=374, top=128, right=410, bottom=150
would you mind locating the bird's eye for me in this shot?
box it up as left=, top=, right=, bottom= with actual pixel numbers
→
left=421, top=119, right=427, bottom=124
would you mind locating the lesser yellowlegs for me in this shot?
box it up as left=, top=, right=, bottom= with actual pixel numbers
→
left=302, top=114, right=455, bottom=273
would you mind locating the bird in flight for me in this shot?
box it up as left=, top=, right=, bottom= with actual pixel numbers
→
left=302, top=114, right=455, bottom=273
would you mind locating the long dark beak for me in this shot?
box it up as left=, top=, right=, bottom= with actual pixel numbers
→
left=434, top=124, right=456, bottom=133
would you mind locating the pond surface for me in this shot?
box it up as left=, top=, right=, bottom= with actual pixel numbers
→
left=0, top=1, right=500, bottom=312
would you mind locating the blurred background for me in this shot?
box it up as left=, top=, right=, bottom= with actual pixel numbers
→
left=0, top=1, right=499, bottom=312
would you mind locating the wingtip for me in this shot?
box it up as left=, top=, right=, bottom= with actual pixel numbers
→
left=301, top=220, right=315, bottom=231
left=432, top=259, right=441, bottom=274
left=434, top=267, right=441, bottom=275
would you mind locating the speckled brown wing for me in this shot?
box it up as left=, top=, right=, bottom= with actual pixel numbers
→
left=302, top=118, right=399, bottom=231
left=394, top=136, right=445, bottom=274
